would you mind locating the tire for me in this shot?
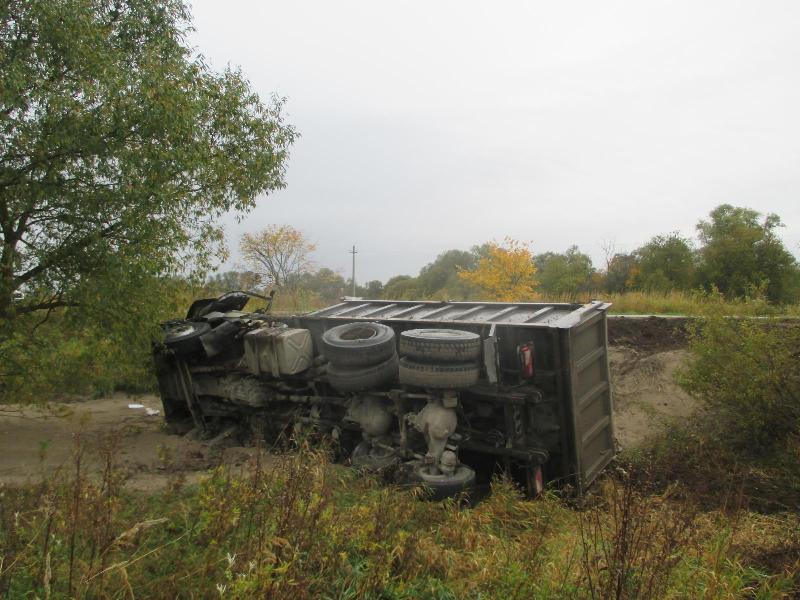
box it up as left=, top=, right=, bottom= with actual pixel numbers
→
left=400, top=328, right=481, bottom=362
left=328, top=353, right=399, bottom=393
left=321, top=322, right=396, bottom=367
left=399, top=357, right=479, bottom=389
left=162, top=321, right=211, bottom=356
left=351, top=441, right=399, bottom=471
left=412, top=462, right=476, bottom=500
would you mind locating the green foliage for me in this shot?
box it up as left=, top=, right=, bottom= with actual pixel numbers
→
left=696, top=204, right=800, bottom=303
left=356, top=279, right=384, bottom=298
left=288, top=268, right=346, bottom=304
left=0, top=442, right=795, bottom=599
left=597, top=205, right=798, bottom=303
left=534, top=245, right=595, bottom=296
left=626, top=315, right=800, bottom=541
left=206, top=270, right=261, bottom=295
left=635, top=233, right=696, bottom=292
left=416, top=249, right=478, bottom=299
left=679, top=316, right=800, bottom=453
left=604, top=253, right=639, bottom=294
left=384, top=275, right=421, bottom=300
left=0, top=0, right=296, bottom=333
left=0, top=276, right=207, bottom=401
left=378, top=250, right=480, bottom=301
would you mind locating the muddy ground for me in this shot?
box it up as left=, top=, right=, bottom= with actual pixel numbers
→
left=0, top=319, right=696, bottom=491
left=0, top=395, right=260, bottom=492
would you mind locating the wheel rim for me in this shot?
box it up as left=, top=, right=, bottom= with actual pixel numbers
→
left=340, top=325, right=379, bottom=341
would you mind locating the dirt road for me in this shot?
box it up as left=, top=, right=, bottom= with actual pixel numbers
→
left=0, top=394, right=258, bottom=492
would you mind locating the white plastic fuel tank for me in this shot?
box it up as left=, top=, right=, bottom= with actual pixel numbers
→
left=243, top=326, right=313, bottom=377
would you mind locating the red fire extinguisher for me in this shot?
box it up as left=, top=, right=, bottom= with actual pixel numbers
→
left=519, top=342, right=535, bottom=379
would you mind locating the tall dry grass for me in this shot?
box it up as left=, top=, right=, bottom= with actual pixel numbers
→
left=533, top=289, right=800, bottom=317
left=0, top=436, right=797, bottom=599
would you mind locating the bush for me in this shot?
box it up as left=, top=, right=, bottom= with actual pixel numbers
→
left=679, top=316, right=800, bottom=453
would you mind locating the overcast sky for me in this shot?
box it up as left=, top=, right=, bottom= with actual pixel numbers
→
left=189, top=0, right=800, bottom=284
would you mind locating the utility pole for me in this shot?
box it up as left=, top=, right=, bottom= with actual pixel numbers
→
left=349, top=245, right=357, bottom=296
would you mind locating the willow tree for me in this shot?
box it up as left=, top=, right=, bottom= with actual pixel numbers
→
left=0, top=0, right=296, bottom=333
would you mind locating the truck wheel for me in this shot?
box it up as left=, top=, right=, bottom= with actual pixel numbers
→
left=328, top=353, right=399, bottom=393
left=321, top=322, right=396, bottom=367
left=162, top=321, right=212, bottom=356
left=412, top=463, right=476, bottom=500
left=399, top=357, right=479, bottom=389
left=399, top=329, right=481, bottom=362
left=351, top=441, right=398, bottom=471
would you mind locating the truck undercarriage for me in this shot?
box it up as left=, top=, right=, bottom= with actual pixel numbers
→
left=154, top=293, right=615, bottom=499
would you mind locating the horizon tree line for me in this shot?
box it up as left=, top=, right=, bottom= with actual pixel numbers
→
left=223, top=204, right=800, bottom=306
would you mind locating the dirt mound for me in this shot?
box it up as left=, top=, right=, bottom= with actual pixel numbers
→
left=609, top=346, right=698, bottom=449
left=608, top=316, right=690, bottom=352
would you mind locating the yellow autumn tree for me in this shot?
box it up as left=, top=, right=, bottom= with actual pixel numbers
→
left=240, top=225, right=317, bottom=289
left=458, top=238, right=538, bottom=301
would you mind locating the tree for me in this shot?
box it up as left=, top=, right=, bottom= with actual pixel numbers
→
left=0, top=0, right=296, bottom=330
left=291, top=268, right=346, bottom=304
left=635, top=233, right=695, bottom=292
left=604, top=253, right=639, bottom=293
left=534, top=245, right=595, bottom=296
left=384, top=275, right=420, bottom=299
left=240, top=225, right=316, bottom=290
left=206, top=271, right=260, bottom=294
left=416, top=249, right=478, bottom=299
left=696, top=205, right=800, bottom=303
left=457, top=238, right=538, bottom=302
left=357, top=280, right=384, bottom=298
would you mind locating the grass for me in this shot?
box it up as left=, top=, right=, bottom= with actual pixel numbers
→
left=524, top=290, right=799, bottom=317
left=0, top=438, right=797, bottom=599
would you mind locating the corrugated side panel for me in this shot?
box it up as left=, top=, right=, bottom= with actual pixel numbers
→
left=306, top=299, right=581, bottom=326
left=567, top=312, right=615, bottom=493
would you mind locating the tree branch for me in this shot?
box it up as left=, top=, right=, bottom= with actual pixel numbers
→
left=13, top=221, right=121, bottom=287
left=17, top=299, right=80, bottom=315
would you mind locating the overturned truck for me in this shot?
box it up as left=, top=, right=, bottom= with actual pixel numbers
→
left=154, top=294, right=615, bottom=498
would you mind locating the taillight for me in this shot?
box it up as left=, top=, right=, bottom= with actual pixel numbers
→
left=519, top=342, right=535, bottom=379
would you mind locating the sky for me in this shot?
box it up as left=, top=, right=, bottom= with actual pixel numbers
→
left=188, top=0, right=800, bottom=284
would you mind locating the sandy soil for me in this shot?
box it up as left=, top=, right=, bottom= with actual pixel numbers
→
left=0, top=345, right=698, bottom=490
left=609, top=346, right=698, bottom=449
left=0, top=393, right=259, bottom=492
